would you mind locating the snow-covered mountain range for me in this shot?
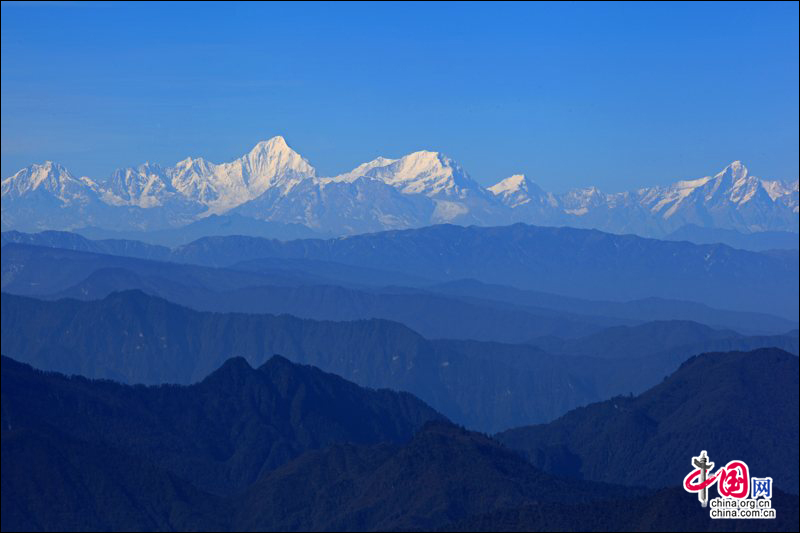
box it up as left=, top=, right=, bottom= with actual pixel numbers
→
left=2, top=136, right=798, bottom=236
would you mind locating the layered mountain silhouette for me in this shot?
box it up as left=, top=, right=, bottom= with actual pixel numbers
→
left=2, top=291, right=797, bottom=432
left=1, top=244, right=625, bottom=345
left=2, top=351, right=798, bottom=531
left=497, top=348, right=800, bottom=493
left=5, top=235, right=797, bottom=335
left=430, top=278, right=798, bottom=335
left=526, top=320, right=799, bottom=360
left=7, top=223, right=794, bottom=318
left=6, top=230, right=797, bottom=334
left=167, top=224, right=800, bottom=319
left=665, top=224, right=799, bottom=252
left=1, top=354, right=442, bottom=496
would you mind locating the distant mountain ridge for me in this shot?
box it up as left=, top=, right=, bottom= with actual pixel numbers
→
left=665, top=223, right=799, bottom=251
left=4, top=222, right=798, bottom=320
left=2, top=291, right=797, bottom=432
left=166, top=223, right=799, bottom=320
left=3, top=137, right=797, bottom=237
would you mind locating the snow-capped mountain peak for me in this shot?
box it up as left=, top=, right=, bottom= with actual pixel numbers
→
left=762, top=178, right=798, bottom=201
left=170, top=156, right=220, bottom=207
left=329, top=156, right=398, bottom=183
left=722, top=160, right=747, bottom=178
left=103, top=162, right=173, bottom=208
left=488, top=174, right=543, bottom=208
left=1, top=161, right=95, bottom=202
left=364, top=150, right=479, bottom=197
left=329, top=149, right=482, bottom=199
left=2, top=141, right=797, bottom=236
left=488, top=174, right=528, bottom=195
left=240, top=136, right=316, bottom=193
left=160, top=137, right=318, bottom=213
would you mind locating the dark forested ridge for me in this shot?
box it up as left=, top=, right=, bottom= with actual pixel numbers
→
left=2, top=354, right=797, bottom=532
left=497, top=348, right=800, bottom=493
left=1, top=354, right=442, bottom=496
left=1, top=427, right=229, bottom=532
left=449, top=487, right=800, bottom=532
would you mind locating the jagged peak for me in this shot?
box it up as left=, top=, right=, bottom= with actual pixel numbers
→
left=384, top=150, right=469, bottom=181
left=715, top=160, right=749, bottom=181
left=327, top=148, right=475, bottom=197
left=248, top=135, right=290, bottom=155
left=11, top=160, right=67, bottom=176
left=243, top=136, right=316, bottom=180
left=137, top=161, right=164, bottom=172
left=2, top=161, right=80, bottom=193
left=174, top=155, right=211, bottom=169
left=110, top=162, right=165, bottom=178
left=488, top=174, right=529, bottom=195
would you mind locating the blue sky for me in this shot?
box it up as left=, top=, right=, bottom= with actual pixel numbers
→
left=1, top=1, right=797, bottom=191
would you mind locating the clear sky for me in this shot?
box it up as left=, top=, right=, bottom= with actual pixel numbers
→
left=1, top=1, right=798, bottom=191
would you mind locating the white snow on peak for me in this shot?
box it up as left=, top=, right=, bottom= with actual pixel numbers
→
left=488, top=174, right=528, bottom=195
left=724, top=160, right=747, bottom=176
left=488, top=175, right=532, bottom=207
left=639, top=161, right=767, bottom=219
left=328, top=156, right=398, bottom=183
left=364, top=150, right=478, bottom=197
left=3, top=142, right=797, bottom=236
left=488, top=174, right=558, bottom=209
left=761, top=179, right=797, bottom=201
left=239, top=136, right=316, bottom=193
left=103, top=162, right=173, bottom=208
left=166, top=136, right=318, bottom=212
left=327, top=149, right=480, bottom=199
left=1, top=161, right=96, bottom=203
left=674, top=176, right=712, bottom=190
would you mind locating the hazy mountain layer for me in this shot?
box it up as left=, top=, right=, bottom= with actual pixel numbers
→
left=2, top=291, right=797, bottom=432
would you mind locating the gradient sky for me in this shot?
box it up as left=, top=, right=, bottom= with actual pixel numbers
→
left=1, top=1, right=798, bottom=191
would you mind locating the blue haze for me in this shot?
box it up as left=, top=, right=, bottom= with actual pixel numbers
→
left=1, top=1, right=798, bottom=191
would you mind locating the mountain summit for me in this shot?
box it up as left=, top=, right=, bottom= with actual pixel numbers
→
left=2, top=139, right=797, bottom=237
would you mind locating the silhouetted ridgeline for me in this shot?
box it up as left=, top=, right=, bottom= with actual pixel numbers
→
left=2, top=291, right=797, bottom=432
left=2, top=352, right=798, bottom=531
left=5, top=240, right=797, bottom=338
left=168, top=224, right=800, bottom=320
left=4, top=223, right=798, bottom=319
left=498, top=348, right=800, bottom=493
left=1, top=354, right=442, bottom=496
